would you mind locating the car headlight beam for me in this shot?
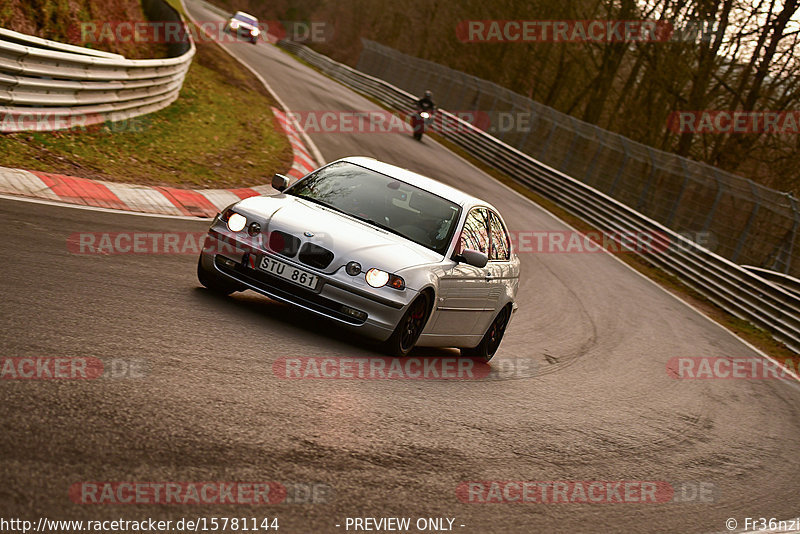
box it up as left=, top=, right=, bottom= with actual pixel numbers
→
left=227, top=212, right=247, bottom=233
left=365, top=268, right=390, bottom=288
left=365, top=268, right=405, bottom=290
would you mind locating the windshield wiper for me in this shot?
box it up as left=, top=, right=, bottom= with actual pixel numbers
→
left=293, top=195, right=387, bottom=229
left=292, top=195, right=432, bottom=248
left=293, top=195, right=384, bottom=225
left=350, top=215, right=430, bottom=249
left=291, top=194, right=337, bottom=212
left=352, top=215, right=395, bottom=234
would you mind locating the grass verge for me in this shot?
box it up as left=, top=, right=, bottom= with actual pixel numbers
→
left=0, top=18, right=292, bottom=189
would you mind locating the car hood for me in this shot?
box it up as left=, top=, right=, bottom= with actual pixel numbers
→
left=231, top=20, right=257, bottom=31
left=235, top=194, right=444, bottom=273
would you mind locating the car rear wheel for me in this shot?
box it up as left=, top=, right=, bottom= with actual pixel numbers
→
left=460, top=305, right=510, bottom=362
left=385, top=292, right=431, bottom=357
left=197, top=257, right=240, bottom=296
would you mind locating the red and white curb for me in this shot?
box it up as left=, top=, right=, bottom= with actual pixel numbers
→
left=0, top=107, right=317, bottom=218
left=274, top=108, right=318, bottom=181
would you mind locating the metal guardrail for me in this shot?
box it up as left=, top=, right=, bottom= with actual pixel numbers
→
left=357, top=40, right=800, bottom=279
left=742, top=266, right=800, bottom=298
left=0, top=0, right=194, bottom=132
left=279, top=39, right=800, bottom=353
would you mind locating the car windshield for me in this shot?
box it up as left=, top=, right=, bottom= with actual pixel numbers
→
left=286, top=162, right=462, bottom=255
left=234, top=13, right=257, bottom=25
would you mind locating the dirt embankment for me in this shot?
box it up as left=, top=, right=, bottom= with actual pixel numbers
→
left=0, top=0, right=168, bottom=59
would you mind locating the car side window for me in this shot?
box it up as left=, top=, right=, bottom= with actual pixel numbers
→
left=459, top=208, right=491, bottom=255
left=489, top=211, right=511, bottom=261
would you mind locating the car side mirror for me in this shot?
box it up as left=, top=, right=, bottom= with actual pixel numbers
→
left=272, top=174, right=289, bottom=191
left=456, top=249, right=488, bottom=268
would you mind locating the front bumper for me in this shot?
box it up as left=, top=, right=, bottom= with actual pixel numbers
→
left=229, top=25, right=259, bottom=40
left=200, top=230, right=415, bottom=342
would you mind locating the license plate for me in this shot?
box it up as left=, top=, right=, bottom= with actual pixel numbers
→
left=259, top=256, right=318, bottom=290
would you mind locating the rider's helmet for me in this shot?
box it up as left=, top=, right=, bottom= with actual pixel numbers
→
left=424, top=90, right=432, bottom=99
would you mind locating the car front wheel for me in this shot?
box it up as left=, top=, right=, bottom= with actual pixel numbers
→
left=197, top=257, right=240, bottom=296
left=461, top=305, right=510, bottom=362
left=385, top=292, right=431, bottom=357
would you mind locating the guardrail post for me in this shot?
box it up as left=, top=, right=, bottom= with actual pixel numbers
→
left=454, top=72, right=470, bottom=111
left=582, top=133, right=604, bottom=184
left=666, top=159, right=691, bottom=226
left=636, top=147, right=658, bottom=211
left=536, top=121, right=560, bottom=161
left=373, top=49, right=390, bottom=80
left=767, top=194, right=799, bottom=274
left=496, top=97, right=512, bottom=142
left=516, top=101, right=540, bottom=154
left=486, top=86, right=499, bottom=127
left=787, top=195, right=800, bottom=274
left=701, top=171, right=725, bottom=235
left=560, top=118, right=581, bottom=171
left=732, top=180, right=761, bottom=263
left=440, top=69, right=455, bottom=107
left=608, top=138, right=630, bottom=196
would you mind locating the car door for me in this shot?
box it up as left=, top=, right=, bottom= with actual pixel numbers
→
left=475, top=209, right=517, bottom=334
left=430, top=207, right=493, bottom=335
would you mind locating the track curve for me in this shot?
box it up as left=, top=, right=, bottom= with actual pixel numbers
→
left=0, top=3, right=798, bottom=532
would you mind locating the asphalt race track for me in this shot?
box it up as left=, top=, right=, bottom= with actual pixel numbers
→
left=0, top=2, right=798, bottom=532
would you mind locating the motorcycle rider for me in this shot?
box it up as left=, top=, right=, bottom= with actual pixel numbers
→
left=416, top=90, right=436, bottom=114
left=411, top=90, right=436, bottom=140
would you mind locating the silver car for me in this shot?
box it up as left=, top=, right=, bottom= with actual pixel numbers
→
left=224, top=11, right=260, bottom=44
left=198, top=157, right=520, bottom=359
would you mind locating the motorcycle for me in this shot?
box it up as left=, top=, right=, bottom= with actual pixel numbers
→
left=411, top=109, right=434, bottom=141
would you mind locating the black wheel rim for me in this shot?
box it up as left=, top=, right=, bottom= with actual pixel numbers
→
left=486, top=308, right=509, bottom=355
left=400, top=295, right=428, bottom=352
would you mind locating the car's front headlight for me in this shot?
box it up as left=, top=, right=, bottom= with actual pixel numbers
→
left=365, top=268, right=405, bottom=290
left=250, top=29, right=259, bottom=36
left=220, top=209, right=247, bottom=232
left=227, top=213, right=246, bottom=232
